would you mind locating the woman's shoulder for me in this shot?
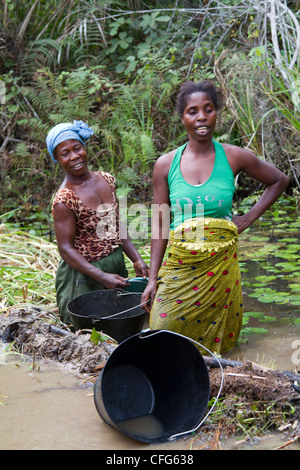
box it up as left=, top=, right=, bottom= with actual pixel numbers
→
left=51, top=188, right=78, bottom=218
left=221, top=143, right=259, bottom=175
left=152, top=151, right=176, bottom=184
left=221, top=143, right=256, bottom=158
left=95, top=170, right=116, bottom=186
left=53, top=187, right=75, bottom=202
left=154, top=149, right=177, bottom=172
left=52, top=187, right=79, bottom=210
left=97, top=169, right=114, bottom=178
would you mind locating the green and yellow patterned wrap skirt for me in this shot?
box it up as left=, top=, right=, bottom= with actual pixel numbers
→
left=150, top=218, right=243, bottom=355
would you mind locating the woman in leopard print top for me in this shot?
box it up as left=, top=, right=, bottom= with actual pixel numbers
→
left=52, top=172, right=122, bottom=262
left=47, top=121, right=148, bottom=324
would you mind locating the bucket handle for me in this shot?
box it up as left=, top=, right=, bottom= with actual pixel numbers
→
left=116, top=290, right=144, bottom=297
left=100, top=299, right=148, bottom=320
left=139, top=329, right=224, bottom=441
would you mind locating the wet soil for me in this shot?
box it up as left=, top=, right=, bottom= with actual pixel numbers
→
left=0, top=306, right=117, bottom=374
left=1, top=306, right=300, bottom=447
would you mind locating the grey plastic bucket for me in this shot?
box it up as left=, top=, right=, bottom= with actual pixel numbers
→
left=94, top=329, right=210, bottom=444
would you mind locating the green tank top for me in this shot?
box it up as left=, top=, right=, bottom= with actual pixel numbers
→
left=168, top=140, right=235, bottom=230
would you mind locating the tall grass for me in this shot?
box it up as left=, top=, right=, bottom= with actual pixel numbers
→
left=0, top=222, right=151, bottom=313
left=0, top=224, right=60, bottom=312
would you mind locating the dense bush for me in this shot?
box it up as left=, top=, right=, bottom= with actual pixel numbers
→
left=0, top=0, right=299, bottom=214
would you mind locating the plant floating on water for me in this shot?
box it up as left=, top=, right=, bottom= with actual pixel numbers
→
left=242, top=311, right=276, bottom=322
left=240, top=327, right=269, bottom=341
left=239, top=310, right=285, bottom=341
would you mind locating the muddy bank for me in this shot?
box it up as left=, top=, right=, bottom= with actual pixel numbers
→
left=1, top=306, right=300, bottom=396
left=1, top=306, right=300, bottom=444
left=0, top=306, right=116, bottom=374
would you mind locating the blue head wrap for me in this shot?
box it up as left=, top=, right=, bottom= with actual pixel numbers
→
left=46, top=120, right=94, bottom=162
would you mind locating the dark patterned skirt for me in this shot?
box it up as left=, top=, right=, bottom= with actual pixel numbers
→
left=55, top=246, right=128, bottom=324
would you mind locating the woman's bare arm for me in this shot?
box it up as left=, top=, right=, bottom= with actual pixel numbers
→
left=141, top=153, right=173, bottom=312
left=225, top=145, right=289, bottom=233
left=53, top=203, right=129, bottom=288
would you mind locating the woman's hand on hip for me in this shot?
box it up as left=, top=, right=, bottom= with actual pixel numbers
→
left=232, top=214, right=251, bottom=234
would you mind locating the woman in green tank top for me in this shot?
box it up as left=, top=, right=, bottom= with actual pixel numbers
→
left=142, top=80, right=289, bottom=355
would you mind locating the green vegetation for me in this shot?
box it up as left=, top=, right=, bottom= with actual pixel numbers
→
left=0, top=226, right=60, bottom=310
left=0, top=0, right=299, bottom=215
left=205, top=395, right=296, bottom=437
left=234, top=194, right=300, bottom=348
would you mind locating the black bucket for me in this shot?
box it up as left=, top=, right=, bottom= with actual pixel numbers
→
left=94, top=330, right=210, bottom=444
left=67, top=289, right=147, bottom=343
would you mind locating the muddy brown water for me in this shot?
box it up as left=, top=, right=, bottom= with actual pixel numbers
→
left=0, top=348, right=298, bottom=451
left=0, top=349, right=201, bottom=451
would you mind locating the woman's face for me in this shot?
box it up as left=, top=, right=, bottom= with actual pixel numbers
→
left=55, top=139, right=88, bottom=174
left=181, top=92, right=217, bottom=140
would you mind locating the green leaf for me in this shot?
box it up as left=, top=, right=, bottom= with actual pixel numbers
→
left=244, top=311, right=265, bottom=318
left=259, top=316, right=276, bottom=323
left=119, top=40, right=130, bottom=49
left=288, top=284, right=300, bottom=292
left=90, top=328, right=108, bottom=345
left=156, top=16, right=171, bottom=22
left=255, top=275, right=277, bottom=283
left=241, top=327, right=269, bottom=336
left=90, top=327, right=100, bottom=345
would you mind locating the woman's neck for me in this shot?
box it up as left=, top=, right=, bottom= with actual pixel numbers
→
left=186, top=138, right=214, bottom=157
left=64, top=169, right=92, bottom=187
